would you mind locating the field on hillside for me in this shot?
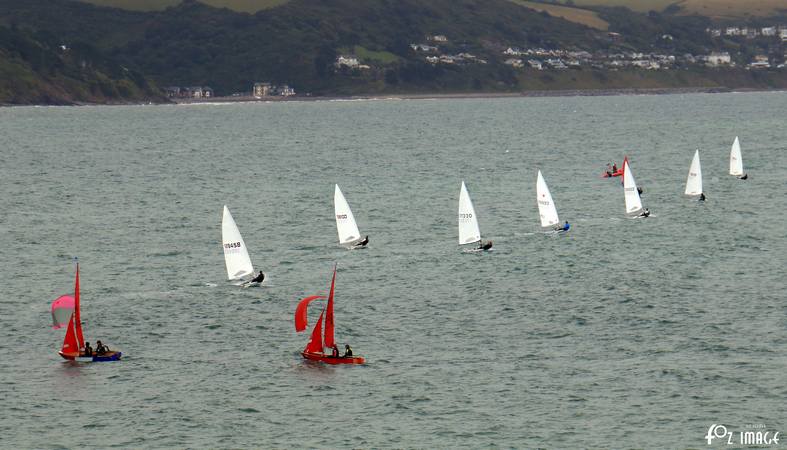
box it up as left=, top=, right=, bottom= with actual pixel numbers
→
left=79, top=0, right=289, bottom=12
left=509, top=0, right=609, bottom=30
left=542, top=0, right=787, bottom=18
left=679, top=0, right=787, bottom=18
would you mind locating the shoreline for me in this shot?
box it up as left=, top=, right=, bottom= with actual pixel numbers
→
left=167, top=86, right=785, bottom=104
left=3, top=86, right=786, bottom=107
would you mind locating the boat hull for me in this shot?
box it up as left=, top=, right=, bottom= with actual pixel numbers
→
left=302, top=351, right=365, bottom=365
left=59, top=351, right=122, bottom=362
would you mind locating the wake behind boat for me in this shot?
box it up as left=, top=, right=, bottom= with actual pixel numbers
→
left=295, top=265, right=365, bottom=365
left=53, top=262, right=121, bottom=362
left=334, top=184, right=368, bottom=249
left=222, top=205, right=265, bottom=286
left=458, top=181, right=492, bottom=251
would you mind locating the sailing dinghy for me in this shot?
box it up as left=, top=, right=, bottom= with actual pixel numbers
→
left=622, top=159, right=649, bottom=218
left=729, top=136, right=748, bottom=179
left=684, top=149, right=703, bottom=198
left=222, top=205, right=261, bottom=286
left=536, top=170, right=568, bottom=232
left=458, top=181, right=492, bottom=251
left=334, top=185, right=368, bottom=249
left=54, top=263, right=121, bottom=362
left=295, top=265, right=365, bottom=365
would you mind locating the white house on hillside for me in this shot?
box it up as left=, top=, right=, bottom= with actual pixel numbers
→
left=707, top=52, right=731, bottom=66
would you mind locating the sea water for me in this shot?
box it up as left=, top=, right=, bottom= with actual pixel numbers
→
left=1, top=92, right=785, bottom=448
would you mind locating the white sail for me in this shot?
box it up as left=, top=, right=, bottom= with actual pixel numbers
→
left=622, top=160, right=644, bottom=215
left=730, top=136, right=744, bottom=176
left=536, top=170, right=560, bottom=228
left=334, top=184, right=362, bottom=245
left=458, top=181, right=481, bottom=245
left=685, top=149, right=703, bottom=196
left=221, top=205, right=254, bottom=280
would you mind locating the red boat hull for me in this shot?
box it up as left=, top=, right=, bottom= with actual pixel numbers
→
left=602, top=170, right=624, bottom=178
left=302, top=351, right=365, bottom=365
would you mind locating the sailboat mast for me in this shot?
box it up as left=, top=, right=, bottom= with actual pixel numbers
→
left=324, top=266, right=336, bottom=349
left=74, top=263, right=84, bottom=351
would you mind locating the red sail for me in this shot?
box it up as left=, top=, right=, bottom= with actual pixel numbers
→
left=304, top=311, right=324, bottom=354
left=324, top=267, right=337, bottom=348
left=74, top=264, right=85, bottom=351
left=61, top=313, right=80, bottom=355
left=294, top=295, right=326, bottom=332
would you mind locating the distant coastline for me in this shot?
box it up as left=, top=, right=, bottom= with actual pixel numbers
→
left=168, top=86, right=785, bottom=104
left=3, top=86, right=786, bottom=108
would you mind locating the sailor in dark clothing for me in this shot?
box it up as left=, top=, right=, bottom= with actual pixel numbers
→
left=355, top=236, right=369, bottom=247
left=740, top=174, right=748, bottom=180
left=478, top=240, right=493, bottom=251
left=83, top=342, right=93, bottom=357
left=343, top=345, right=353, bottom=358
left=637, top=187, right=643, bottom=196
left=331, top=345, right=340, bottom=358
left=699, top=193, right=706, bottom=201
left=244, top=271, right=265, bottom=286
left=95, top=340, right=108, bottom=355
left=640, top=208, right=651, bottom=218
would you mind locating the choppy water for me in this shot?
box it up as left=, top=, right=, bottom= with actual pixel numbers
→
left=1, top=93, right=785, bottom=449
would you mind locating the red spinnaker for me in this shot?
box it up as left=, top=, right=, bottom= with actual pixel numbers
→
left=294, top=295, right=326, bottom=332
left=324, top=267, right=337, bottom=349
left=304, top=311, right=324, bottom=354
left=74, top=264, right=84, bottom=351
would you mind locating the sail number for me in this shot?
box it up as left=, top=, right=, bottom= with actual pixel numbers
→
left=336, top=214, right=348, bottom=219
left=224, top=242, right=242, bottom=249
left=458, top=213, right=473, bottom=219
left=538, top=200, right=550, bottom=206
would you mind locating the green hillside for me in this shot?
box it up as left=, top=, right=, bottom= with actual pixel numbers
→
left=78, top=0, right=288, bottom=13
left=0, top=25, right=163, bottom=104
left=0, top=0, right=785, bottom=103
left=77, top=0, right=787, bottom=18
left=528, top=0, right=787, bottom=17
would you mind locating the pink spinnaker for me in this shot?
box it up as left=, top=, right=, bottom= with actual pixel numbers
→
left=51, top=295, right=75, bottom=329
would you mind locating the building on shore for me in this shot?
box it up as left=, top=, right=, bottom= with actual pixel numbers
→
left=164, top=86, right=212, bottom=98
left=253, top=82, right=296, bottom=97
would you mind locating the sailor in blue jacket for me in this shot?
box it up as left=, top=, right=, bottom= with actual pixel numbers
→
left=555, top=221, right=570, bottom=232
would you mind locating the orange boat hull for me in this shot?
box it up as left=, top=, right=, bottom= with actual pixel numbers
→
left=302, top=351, right=365, bottom=365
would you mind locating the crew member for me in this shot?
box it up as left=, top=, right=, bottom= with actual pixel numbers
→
left=95, top=340, right=109, bottom=355
left=245, top=271, right=265, bottom=285
left=343, top=344, right=353, bottom=358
